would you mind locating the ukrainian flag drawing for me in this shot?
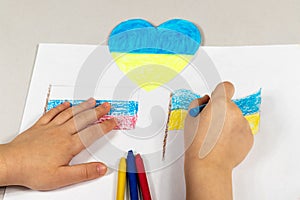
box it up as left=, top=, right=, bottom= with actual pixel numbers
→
left=108, top=19, right=201, bottom=91
left=47, top=100, right=139, bottom=130
left=168, top=89, right=262, bottom=134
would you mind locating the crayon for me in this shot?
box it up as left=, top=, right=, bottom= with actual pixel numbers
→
left=136, top=154, right=151, bottom=200
left=116, top=157, right=126, bottom=200
left=127, top=150, right=138, bottom=200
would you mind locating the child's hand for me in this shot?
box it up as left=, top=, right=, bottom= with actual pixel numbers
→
left=184, top=82, right=254, bottom=200
left=0, top=98, right=116, bottom=190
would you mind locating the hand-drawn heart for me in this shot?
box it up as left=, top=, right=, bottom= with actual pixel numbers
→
left=108, top=19, right=201, bottom=91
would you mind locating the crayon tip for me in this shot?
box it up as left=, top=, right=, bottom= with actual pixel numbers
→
left=189, top=104, right=206, bottom=117
left=136, top=154, right=141, bottom=159
left=189, top=107, right=200, bottom=117
left=128, top=150, right=134, bottom=157
left=119, top=157, right=126, bottom=172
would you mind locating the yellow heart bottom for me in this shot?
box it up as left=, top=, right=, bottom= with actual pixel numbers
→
left=111, top=53, right=193, bottom=91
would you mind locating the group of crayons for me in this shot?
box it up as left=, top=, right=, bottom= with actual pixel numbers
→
left=116, top=150, right=152, bottom=200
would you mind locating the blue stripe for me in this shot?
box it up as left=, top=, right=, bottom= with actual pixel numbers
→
left=171, top=89, right=201, bottom=110
left=232, top=89, right=261, bottom=115
left=108, top=19, right=201, bottom=55
left=159, top=19, right=201, bottom=43
left=47, top=100, right=138, bottom=116
left=110, top=19, right=153, bottom=36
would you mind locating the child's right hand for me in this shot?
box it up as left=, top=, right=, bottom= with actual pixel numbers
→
left=184, top=82, right=254, bottom=200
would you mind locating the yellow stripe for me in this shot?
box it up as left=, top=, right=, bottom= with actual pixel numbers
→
left=168, top=110, right=260, bottom=135
left=168, top=110, right=188, bottom=130
left=111, top=53, right=193, bottom=73
left=111, top=53, right=193, bottom=91
left=245, top=113, right=260, bottom=135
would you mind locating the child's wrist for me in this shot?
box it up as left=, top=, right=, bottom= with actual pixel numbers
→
left=185, top=164, right=233, bottom=200
left=0, top=144, right=10, bottom=186
left=185, top=152, right=234, bottom=173
left=0, top=143, right=24, bottom=187
left=185, top=161, right=232, bottom=177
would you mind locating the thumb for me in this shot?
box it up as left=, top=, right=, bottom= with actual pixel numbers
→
left=211, top=81, right=235, bottom=100
left=56, top=162, right=107, bottom=187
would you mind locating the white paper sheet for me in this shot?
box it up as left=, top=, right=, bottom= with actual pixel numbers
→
left=4, top=44, right=300, bottom=200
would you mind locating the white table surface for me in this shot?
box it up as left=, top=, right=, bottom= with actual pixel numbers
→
left=0, top=0, right=299, bottom=198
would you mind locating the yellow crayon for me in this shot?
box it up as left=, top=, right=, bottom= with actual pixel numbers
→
left=116, top=157, right=126, bottom=200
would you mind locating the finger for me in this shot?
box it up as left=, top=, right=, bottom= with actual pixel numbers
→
left=36, top=102, right=70, bottom=125
left=65, top=102, right=111, bottom=134
left=55, top=162, right=107, bottom=187
left=73, top=118, right=117, bottom=151
left=211, top=81, right=235, bottom=100
left=51, top=98, right=96, bottom=125
left=188, top=95, right=210, bottom=110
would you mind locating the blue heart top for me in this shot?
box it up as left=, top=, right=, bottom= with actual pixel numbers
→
left=108, top=19, right=201, bottom=55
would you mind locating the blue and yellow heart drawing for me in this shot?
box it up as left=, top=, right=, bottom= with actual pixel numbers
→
left=108, top=19, right=201, bottom=91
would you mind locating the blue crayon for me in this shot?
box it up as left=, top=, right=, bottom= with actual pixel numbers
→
left=127, top=150, right=139, bottom=200
left=189, top=104, right=207, bottom=117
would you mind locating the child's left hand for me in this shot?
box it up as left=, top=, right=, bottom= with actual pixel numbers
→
left=0, top=98, right=116, bottom=190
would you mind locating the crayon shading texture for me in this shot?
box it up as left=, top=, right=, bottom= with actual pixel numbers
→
left=108, top=19, right=201, bottom=91
left=168, top=89, right=262, bottom=134
left=47, top=100, right=138, bottom=130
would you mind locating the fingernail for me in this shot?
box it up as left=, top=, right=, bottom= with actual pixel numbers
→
left=102, top=102, right=110, bottom=109
left=87, top=97, right=95, bottom=104
left=96, top=164, right=107, bottom=176
left=105, top=167, right=113, bottom=176
left=63, top=101, right=70, bottom=106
